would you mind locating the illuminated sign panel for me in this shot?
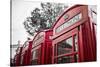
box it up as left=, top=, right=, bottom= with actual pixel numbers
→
left=56, top=13, right=82, bottom=33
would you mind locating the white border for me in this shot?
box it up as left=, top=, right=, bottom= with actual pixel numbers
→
left=0, top=0, right=99, bottom=67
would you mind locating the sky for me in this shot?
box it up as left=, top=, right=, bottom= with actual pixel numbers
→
left=12, top=0, right=41, bottom=45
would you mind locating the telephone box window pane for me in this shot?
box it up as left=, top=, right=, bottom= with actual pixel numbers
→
left=32, top=48, right=41, bottom=64
left=21, top=56, right=23, bottom=65
left=32, top=51, right=36, bottom=60
left=31, top=59, right=38, bottom=65
left=74, top=54, right=78, bottom=62
left=32, top=50, right=39, bottom=60
left=57, top=56, right=73, bottom=63
left=57, top=37, right=73, bottom=55
left=54, top=45, right=56, bottom=56
left=74, top=35, right=78, bottom=52
left=94, top=24, right=97, bottom=35
left=92, top=11, right=97, bottom=23
left=33, top=49, right=40, bottom=59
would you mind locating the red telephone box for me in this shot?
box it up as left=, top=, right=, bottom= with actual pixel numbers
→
left=31, top=29, right=53, bottom=65
left=51, top=5, right=96, bottom=64
left=14, top=47, right=23, bottom=66
left=21, top=40, right=32, bottom=66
